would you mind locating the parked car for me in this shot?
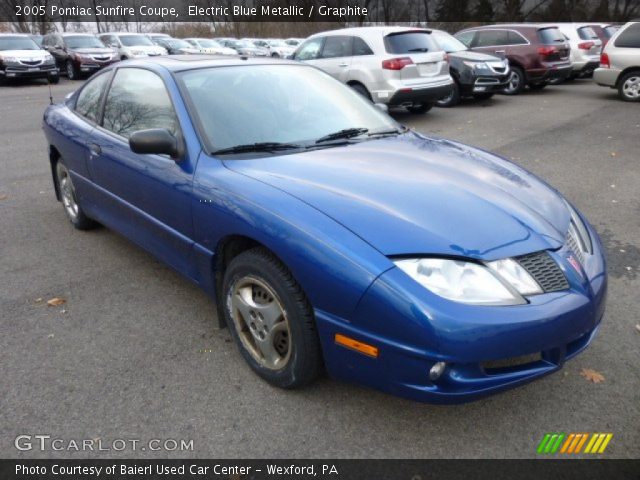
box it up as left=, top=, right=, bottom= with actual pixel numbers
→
left=219, top=39, right=268, bottom=56
left=42, top=33, right=118, bottom=80
left=151, top=37, right=200, bottom=55
left=265, top=39, right=296, bottom=58
left=146, top=33, right=171, bottom=42
left=98, top=33, right=167, bottom=59
left=431, top=29, right=509, bottom=107
left=42, top=56, right=606, bottom=403
left=548, top=23, right=602, bottom=78
left=594, top=21, right=640, bottom=101
left=0, top=33, right=58, bottom=84
left=285, top=38, right=304, bottom=47
left=455, top=24, right=572, bottom=94
left=590, top=24, right=620, bottom=47
left=183, top=38, right=237, bottom=55
left=293, top=27, right=453, bottom=114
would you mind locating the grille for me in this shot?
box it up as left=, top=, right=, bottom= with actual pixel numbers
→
left=515, top=251, right=569, bottom=293
left=20, top=59, right=42, bottom=66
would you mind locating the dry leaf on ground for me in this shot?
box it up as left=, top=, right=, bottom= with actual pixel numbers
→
left=580, top=368, right=605, bottom=383
left=46, top=297, right=66, bottom=307
left=0, top=194, right=7, bottom=200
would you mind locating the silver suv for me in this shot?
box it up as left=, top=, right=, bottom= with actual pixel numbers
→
left=293, top=27, right=453, bottom=114
left=551, top=23, right=603, bottom=78
left=594, top=21, right=640, bottom=101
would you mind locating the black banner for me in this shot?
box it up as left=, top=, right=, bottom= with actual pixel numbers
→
left=1, top=460, right=640, bottom=480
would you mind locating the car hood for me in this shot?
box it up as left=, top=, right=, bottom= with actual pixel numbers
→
left=0, top=49, right=48, bottom=59
left=223, top=133, right=570, bottom=261
left=450, top=50, right=504, bottom=62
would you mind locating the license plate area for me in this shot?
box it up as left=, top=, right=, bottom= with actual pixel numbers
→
left=417, top=62, right=437, bottom=76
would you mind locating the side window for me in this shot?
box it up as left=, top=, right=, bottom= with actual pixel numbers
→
left=75, top=71, right=111, bottom=123
left=476, top=30, right=509, bottom=47
left=352, top=36, right=373, bottom=56
left=294, top=38, right=323, bottom=61
left=615, top=23, right=640, bottom=48
left=320, top=36, right=353, bottom=59
left=455, top=31, right=475, bottom=47
left=102, top=68, right=179, bottom=140
left=508, top=31, right=528, bottom=45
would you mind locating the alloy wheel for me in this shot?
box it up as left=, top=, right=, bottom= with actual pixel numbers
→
left=622, top=76, right=640, bottom=100
left=66, top=61, right=75, bottom=80
left=228, top=275, right=291, bottom=370
left=504, top=70, right=521, bottom=94
left=59, top=169, right=79, bottom=221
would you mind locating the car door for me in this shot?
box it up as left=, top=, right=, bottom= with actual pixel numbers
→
left=87, top=67, right=197, bottom=279
left=312, top=36, right=353, bottom=81
left=472, top=29, right=511, bottom=58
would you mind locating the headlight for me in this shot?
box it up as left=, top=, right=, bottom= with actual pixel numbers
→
left=0, top=55, right=20, bottom=63
left=395, top=258, right=528, bottom=305
left=463, top=61, right=491, bottom=71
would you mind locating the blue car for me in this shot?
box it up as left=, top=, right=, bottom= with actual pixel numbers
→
left=42, top=56, right=607, bottom=403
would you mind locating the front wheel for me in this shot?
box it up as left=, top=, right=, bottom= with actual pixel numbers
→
left=502, top=66, right=525, bottom=95
left=435, top=82, right=460, bottom=108
left=65, top=60, right=79, bottom=80
left=618, top=72, right=640, bottom=102
left=407, top=103, right=433, bottom=114
left=222, top=247, right=323, bottom=389
left=55, top=161, right=97, bottom=230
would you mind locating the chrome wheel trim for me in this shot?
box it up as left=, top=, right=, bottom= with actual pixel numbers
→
left=227, top=275, right=291, bottom=370
left=59, top=169, right=79, bottom=220
left=437, top=88, right=454, bottom=105
left=66, top=61, right=74, bottom=79
left=505, top=70, right=520, bottom=93
left=622, top=76, right=640, bottom=99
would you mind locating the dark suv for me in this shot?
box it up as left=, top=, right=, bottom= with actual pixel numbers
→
left=42, top=33, right=118, bottom=80
left=455, top=25, right=572, bottom=94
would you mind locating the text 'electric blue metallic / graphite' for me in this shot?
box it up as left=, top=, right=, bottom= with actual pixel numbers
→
left=43, top=55, right=606, bottom=403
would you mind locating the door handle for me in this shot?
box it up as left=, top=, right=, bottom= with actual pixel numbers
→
left=495, top=50, right=506, bottom=54
left=89, top=143, right=102, bottom=155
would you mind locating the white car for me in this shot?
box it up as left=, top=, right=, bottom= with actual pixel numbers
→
left=265, top=39, right=296, bottom=58
left=548, top=23, right=603, bottom=78
left=293, top=26, right=453, bottom=114
left=183, top=38, right=237, bottom=56
left=98, top=32, right=167, bottom=59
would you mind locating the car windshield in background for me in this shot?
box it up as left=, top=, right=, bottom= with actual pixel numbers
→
left=384, top=31, right=437, bottom=53
left=268, top=40, right=288, bottom=47
left=0, top=36, right=40, bottom=51
left=235, top=40, right=256, bottom=48
left=65, top=36, right=106, bottom=49
left=166, top=39, right=191, bottom=49
left=179, top=65, right=398, bottom=153
left=603, top=26, right=619, bottom=38
left=119, top=35, right=154, bottom=47
left=431, top=31, right=467, bottom=53
left=198, top=39, right=221, bottom=48
left=538, top=27, right=565, bottom=44
left=577, top=27, right=599, bottom=40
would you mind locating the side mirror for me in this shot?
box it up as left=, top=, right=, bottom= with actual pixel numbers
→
left=129, top=129, right=181, bottom=159
left=374, top=103, right=388, bottom=113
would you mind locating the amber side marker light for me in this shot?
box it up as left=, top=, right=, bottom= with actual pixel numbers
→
left=334, top=334, right=379, bottom=358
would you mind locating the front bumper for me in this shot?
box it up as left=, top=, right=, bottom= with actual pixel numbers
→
left=462, top=74, right=510, bottom=94
left=0, top=64, right=58, bottom=79
left=77, top=59, right=118, bottom=73
left=317, top=224, right=607, bottom=404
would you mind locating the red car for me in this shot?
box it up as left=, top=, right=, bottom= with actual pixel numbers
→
left=455, top=24, right=572, bottom=94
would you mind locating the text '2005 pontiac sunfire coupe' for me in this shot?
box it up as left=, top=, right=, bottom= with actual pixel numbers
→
left=42, top=55, right=607, bottom=403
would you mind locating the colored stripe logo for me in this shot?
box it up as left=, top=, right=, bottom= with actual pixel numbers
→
left=537, top=433, right=613, bottom=454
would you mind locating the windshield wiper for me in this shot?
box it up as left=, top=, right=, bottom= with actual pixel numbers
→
left=315, top=128, right=369, bottom=144
left=213, top=142, right=302, bottom=155
left=408, top=47, right=429, bottom=52
left=368, top=126, right=408, bottom=137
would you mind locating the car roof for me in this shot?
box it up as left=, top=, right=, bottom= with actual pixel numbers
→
left=58, top=33, right=98, bottom=37
left=464, top=24, right=552, bottom=31
left=116, top=55, right=300, bottom=72
left=0, top=33, right=30, bottom=37
left=309, top=26, right=430, bottom=39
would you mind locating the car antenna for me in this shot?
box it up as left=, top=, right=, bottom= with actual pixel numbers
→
left=47, top=81, right=53, bottom=105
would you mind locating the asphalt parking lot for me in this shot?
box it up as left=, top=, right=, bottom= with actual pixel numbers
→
left=1, top=77, right=638, bottom=459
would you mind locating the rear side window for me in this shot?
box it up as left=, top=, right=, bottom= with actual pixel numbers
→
left=384, top=31, right=437, bottom=54
left=75, top=72, right=110, bottom=123
left=603, top=26, right=618, bottom=38
left=353, top=37, right=373, bottom=56
left=577, top=26, right=599, bottom=40
left=455, top=31, right=476, bottom=47
left=102, top=68, right=179, bottom=139
left=475, top=30, right=509, bottom=47
left=508, top=31, right=528, bottom=45
left=320, top=36, right=352, bottom=59
left=538, top=27, right=565, bottom=44
left=615, top=23, right=640, bottom=48
left=294, top=37, right=323, bottom=61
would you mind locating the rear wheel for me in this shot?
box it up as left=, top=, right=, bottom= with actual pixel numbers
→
left=222, top=247, right=323, bottom=388
left=349, top=83, right=372, bottom=101
left=502, top=66, right=525, bottom=95
left=435, top=81, right=460, bottom=107
left=407, top=103, right=433, bottom=114
left=55, top=161, right=97, bottom=230
left=618, top=72, right=640, bottom=102
left=528, top=82, right=547, bottom=90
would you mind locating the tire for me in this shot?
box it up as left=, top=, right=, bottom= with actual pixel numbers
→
left=349, top=83, right=372, bottom=101
left=502, top=66, right=525, bottom=95
left=222, top=247, right=323, bottom=388
left=48, top=74, right=60, bottom=85
left=618, top=71, right=640, bottom=102
left=407, top=103, right=433, bottom=114
left=528, top=82, right=547, bottom=91
left=435, top=81, right=460, bottom=107
left=55, top=161, right=97, bottom=230
left=65, top=60, right=79, bottom=80
left=473, top=92, right=494, bottom=100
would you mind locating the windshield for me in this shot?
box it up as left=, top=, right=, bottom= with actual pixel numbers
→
left=577, top=27, right=599, bottom=40
left=197, top=39, right=221, bottom=48
left=119, top=35, right=154, bottom=47
left=65, top=35, right=105, bottom=49
left=538, top=27, right=565, bottom=44
left=235, top=40, right=256, bottom=48
left=268, top=40, right=288, bottom=47
left=385, top=31, right=438, bottom=53
left=0, top=36, right=40, bottom=51
left=179, top=65, right=398, bottom=153
left=432, top=31, right=467, bottom=53
left=166, top=39, right=191, bottom=49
